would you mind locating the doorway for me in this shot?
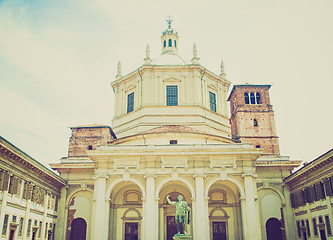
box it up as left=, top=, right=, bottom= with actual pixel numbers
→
left=320, top=229, right=327, bottom=240
left=266, top=218, right=282, bottom=240
left=212, top=221, right=227, bottom=240
left=70, top=218, right=87, bottom=240
left=125, top=222, right=138, bottom=240
left=167, top=216, right=178, bottom=240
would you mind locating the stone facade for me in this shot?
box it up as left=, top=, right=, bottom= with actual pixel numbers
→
left=284, top=149, right=333, bottom=240
left=50, top=22, right=302, bottom=240
left=0, top=136, right=66, bottom=240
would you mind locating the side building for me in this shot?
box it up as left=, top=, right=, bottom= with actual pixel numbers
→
left=0, top=136, right=66, bottom=240
left=284, top=148, right=333, bottom=240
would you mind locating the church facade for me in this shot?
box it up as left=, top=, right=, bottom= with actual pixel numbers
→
left=51, top=22, right=301, bottom=240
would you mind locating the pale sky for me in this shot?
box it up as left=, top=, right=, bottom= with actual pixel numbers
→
left=1, top=0, right=332, bottom=169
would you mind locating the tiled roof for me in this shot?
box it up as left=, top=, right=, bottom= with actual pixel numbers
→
left=139, top=125, right=208, bottom=135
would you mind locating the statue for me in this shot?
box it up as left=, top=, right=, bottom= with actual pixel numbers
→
left=166, top=194, right=191, bottom=236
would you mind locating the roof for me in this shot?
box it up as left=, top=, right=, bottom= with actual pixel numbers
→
left=284, top=148, right=333, bottom=183
left=70, top=124, right=117, bottom=139
left=0, top=136, right=66, bottom=187
left=227, top=84, right=272, bottom=101
left=139, top=125, right=208, bottom=135
left=152, top=52, right=190, bottom=65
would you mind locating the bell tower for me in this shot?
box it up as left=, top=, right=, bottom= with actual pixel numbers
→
left=228, top=84, right=280, bottom=155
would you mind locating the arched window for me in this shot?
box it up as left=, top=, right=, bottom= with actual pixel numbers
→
left=256, top=145, right=261, bottom=148
left=174, top=40, right=177, bottom=48
left=244, top=93, right=250, bottom=104
left=253, top=119, right=258, bottom=126
left=88, top=145, right=93, bottom=150
left=256, top=92, right=261, bottom=104
left=168, top=39, right=172, bottom=47
left=250, top=92, right=256, bottom=104
left=164, top=40, right=166, bottom=48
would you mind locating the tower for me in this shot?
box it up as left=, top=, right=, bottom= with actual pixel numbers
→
left=228, top=84, right=280, bottom=155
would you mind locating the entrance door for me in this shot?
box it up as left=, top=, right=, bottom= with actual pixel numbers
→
left=9, top=230, right=15, bottom=240
left=32, top=231, right=37, bottom=240
left=70, top=218, right=87, bottom=240
left=266, top=218, right=282, bottom=240
left=212, top=221, right=227, bottom=240
left=167, top=216, right=178, bottom=240
left=125, top=222, right=138, bottom=240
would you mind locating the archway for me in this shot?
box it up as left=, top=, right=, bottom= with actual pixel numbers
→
left=266, top=218, right=282, bottom=240
left=207, top=180, right=241, bottom=240
left=70, top=218, right=87, bottom=240
left=109, top=181, right=143, bottom=240
left=158, top=180, right=193, bottom=240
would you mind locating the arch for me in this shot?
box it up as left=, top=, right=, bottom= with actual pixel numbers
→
left=164, top=40, right=166, bottom=48
left=174, top=40, right=177, bottom=48
left=257, top=186, right=286, bottom=204
left=65, top=188, right=94, bottom=207
left=250, top=92, right=256, bottom=104
left=106, top=178, right=146, bottom=200
left=70, top=218, right=87, bottom=240
left=205, top=177, right=245, bottom=198
left=155, top=177, right=195, bottom=199
left=168, top=39, right=172, bottom=47
left=122, top=208, right=142, bottom=219
left=244, top=92, right=249, bottom=104
left=209, top=207, right=228, bottom=218
left=256, top=92, right=261, bottom=104
left=266, top=218, right=282, bottom=240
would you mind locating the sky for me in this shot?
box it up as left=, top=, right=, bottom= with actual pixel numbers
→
left=0, top=0, right=332, bottom=169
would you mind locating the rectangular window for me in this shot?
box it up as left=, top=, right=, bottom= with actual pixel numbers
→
left=209, top=91, right=216, bottom=112
left=127, top=92, right=134, bottom=113
left=27, top=219, right=32, bottom=237
left=45, top=223, right=48, bottom=238
left=38, top=221, right=42, bottom=238
left=169, top=140, right=177, bottom=144
left=296, top=221, right=301, bottom=237
left=306, top=219, right=311, bottom=237
left=166, top=86, right=178, bottom=106
left=313, top=218, right=318, bottom=236
left=18, top=217, right=24, bottom=236
left=2, top=214, right=9, bottom=235
left=324, top=178, right=333, bottom=196
left=325, top=215, right=332, bottom=236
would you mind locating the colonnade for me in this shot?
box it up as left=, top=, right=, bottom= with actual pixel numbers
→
left=82, top=171, right=262, bottom=240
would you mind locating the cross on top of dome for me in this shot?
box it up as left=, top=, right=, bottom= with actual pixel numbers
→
left=167, top=16, right=173, bottom=29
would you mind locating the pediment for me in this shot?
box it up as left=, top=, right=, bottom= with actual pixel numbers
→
left=207, top=84, right=218, bottom=91
left=125, top=84, right=136, bottom=92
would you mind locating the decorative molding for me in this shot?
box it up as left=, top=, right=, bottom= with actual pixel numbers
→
left=310, top=205, right=327, bottom=212
left=295, top=210, right=307, bottom=216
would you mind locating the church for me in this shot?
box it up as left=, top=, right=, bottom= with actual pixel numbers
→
left=49, top=21, right=302, bottom=240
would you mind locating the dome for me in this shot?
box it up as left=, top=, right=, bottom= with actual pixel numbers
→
left=152, top=53, right=190, bottom=66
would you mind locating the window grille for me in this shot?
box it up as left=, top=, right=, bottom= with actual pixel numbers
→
left=209, top=92, right=216, bottom=112
left=250, top=92, right=256, bottom=104
left=166, top=86, right=178, bottom=106
left=256, top=92, right=261, bottom=104
left=244, top=93, right=249, bottom=104
left=2, top=214, right=9, bottom=235
left=127, top=92, right=134, bottom=113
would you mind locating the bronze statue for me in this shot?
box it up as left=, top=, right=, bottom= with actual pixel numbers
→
left=166, top=194, right=191, bottom=236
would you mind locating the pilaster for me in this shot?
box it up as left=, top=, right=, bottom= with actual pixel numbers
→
left=242, top=171, right=261, bottom=240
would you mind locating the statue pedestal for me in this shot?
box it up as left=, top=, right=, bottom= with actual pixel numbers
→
left=173, top=235, right=192, bottom=240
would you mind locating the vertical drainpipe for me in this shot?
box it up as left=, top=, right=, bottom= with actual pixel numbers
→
left=200, top=68, right=207, bottom=119
left=138, top=69, right=143, bottom=108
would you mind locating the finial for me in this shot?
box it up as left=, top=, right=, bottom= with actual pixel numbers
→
left=166, top=16, right=173, bottom=29
left=144, top=44, right=152, bottom=65
left=116, top=61, right=122, bottom=79
left=191, top=43, right=200, bottom=65
left=220, top=60, right=227, bottom=78
left=193, top=44, right=198, bottom=57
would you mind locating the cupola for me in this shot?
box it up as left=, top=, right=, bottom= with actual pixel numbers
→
left=161, top=17, right=179, bottom=55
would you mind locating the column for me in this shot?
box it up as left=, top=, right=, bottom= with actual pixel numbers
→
left=144, top=174, right=157, bottom=240
left=55, top=186, right=67, bottom=240
left=93, top=174, right=108, bottom=240
left=283, top=185, right=297, bottom=240
left=240, top=197, right=247, bottom=240
left=194, top=173, right=208, bottom=239
left=243, top=172, right=261, bottom=240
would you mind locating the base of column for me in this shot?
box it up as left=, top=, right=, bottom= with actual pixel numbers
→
left=173, top=235, right=192, bottom=240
